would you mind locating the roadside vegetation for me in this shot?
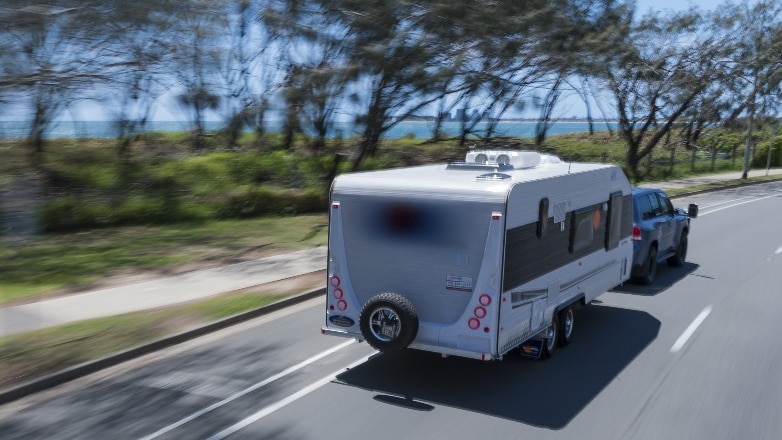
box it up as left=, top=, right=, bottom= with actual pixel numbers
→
left=2, top=1, right=781, bottom=179
left=1, top=126, right=779, bottom=305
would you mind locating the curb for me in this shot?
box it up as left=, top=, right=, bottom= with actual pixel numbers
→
left=0, top=287, right=326, bottom=406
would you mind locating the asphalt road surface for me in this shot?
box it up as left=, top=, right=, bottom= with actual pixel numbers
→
left=1, top=182, right=781, bottom=440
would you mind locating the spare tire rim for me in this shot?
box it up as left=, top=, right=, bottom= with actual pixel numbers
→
left=369, top=307, right=401, bottom=342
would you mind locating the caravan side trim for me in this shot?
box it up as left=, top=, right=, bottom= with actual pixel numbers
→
left=560, top=260, right=618, bottom=291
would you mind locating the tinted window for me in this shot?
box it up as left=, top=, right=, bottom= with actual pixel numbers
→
left=605, top=192, right=623, bottom=250
left=537, top=198, right=549, bottom=239
left=656, top=193, right=674, bottom=215
left=570, top=206, right=601, bottom=254
left=648, top=194, right=662, bottom=218
left=636, top=193, right=652, bottom=220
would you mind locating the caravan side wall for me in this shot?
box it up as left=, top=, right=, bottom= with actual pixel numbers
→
left=497, top=166, right=633, bottom=355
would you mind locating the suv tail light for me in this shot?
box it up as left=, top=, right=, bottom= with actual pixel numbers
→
left=632, top=224, right=642, bottom=241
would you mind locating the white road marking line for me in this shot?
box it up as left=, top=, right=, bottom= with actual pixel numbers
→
left=699, top=194, right=779, bottom=217
left=670, top=305, right=712, bottom=353
left=699, top=196, right=755, bottom=210
left=206, top=354, right=374, bottom=440
left=138, top=340, right=355, bottom=440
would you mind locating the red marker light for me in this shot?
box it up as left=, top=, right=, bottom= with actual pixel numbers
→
left=333, top=288, right=344, bottom=299
left=479, top=294, right=491, bottom=306
left=632, top=224, right=642, bottom=241
left=330, top=276, right=341, bottom=287
left=337, top=300, right=347, bottom=311
left=468, top=318, right=480, bottom=330
left=474, top=306, right=487, bottom=318
left=332, top=203, right=339, bottom=210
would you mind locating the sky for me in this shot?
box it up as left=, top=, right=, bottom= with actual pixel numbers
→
left=635, top=0, right=717, bottom=13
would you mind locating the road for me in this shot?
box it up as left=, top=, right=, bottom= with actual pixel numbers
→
left=1, top=182, right=781, bottom=440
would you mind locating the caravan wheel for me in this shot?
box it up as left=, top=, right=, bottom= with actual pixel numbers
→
left=542, top=316, right=558, bottom=359
left=359, top=293, right=419, bottom=354
left=557, top=306, right=575, bottom=347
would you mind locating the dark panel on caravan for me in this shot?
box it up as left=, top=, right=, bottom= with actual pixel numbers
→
left=503, top=195, right=631, bottom=291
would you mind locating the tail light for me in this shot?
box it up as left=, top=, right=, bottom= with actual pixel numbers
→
left=632, top=224, right=642, bottom=241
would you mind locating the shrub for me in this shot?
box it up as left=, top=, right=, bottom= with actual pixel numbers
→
left=212, top=186, right=327, bottom=218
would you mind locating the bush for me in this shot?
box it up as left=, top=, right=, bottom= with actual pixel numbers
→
left=212, top=186, right=327, bottom=218
left=751, top=139, right=781, bottom=168
left=40, top=193, right=211, bottom=232
left=40, top=196, right=113, bottom=231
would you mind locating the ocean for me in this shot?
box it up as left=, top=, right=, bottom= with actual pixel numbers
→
left=0, top=120, right=617, bottom=140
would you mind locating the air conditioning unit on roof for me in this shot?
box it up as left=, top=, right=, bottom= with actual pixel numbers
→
left=465, top=150, right=544, bottom=169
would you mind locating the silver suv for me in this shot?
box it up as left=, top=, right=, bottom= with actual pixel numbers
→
left=631, top=188, right=698, bottom=284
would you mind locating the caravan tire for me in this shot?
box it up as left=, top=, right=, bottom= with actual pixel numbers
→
left=542, top=315, right=558, bottom=360
left=557, top=306, right=575, bottom=347
left=359, top=293, right=419, bottom=354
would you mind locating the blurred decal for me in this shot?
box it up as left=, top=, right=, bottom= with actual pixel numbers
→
left=329, top=315, right=355, bottom=328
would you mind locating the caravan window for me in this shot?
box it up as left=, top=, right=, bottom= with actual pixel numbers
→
left=569, top=206, right=601, bottom=254
left=537, top=198, right=549, bottom=239
left=605, top=192, right=623, bottom=250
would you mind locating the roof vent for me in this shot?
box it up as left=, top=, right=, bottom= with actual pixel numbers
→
left=446, top=162, right=514, bottom=171
left=476, top=172, right=511, bottom=181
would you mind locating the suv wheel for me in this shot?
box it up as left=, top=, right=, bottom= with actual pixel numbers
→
left=637, top=246, right=657, bottom=285
left=667, top=232, right=688, bottom=267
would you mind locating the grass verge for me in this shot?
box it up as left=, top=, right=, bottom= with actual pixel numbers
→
left=0, top=214, right=328, bottom=305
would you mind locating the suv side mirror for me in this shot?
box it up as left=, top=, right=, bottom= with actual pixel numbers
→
left=687, top=204, right=699, bottom=218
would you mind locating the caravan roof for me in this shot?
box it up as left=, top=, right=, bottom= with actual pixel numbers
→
left=332, top=151, right=618, bottom=202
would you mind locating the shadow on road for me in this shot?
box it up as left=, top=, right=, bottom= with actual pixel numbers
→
left=336, top=304, right=659, bottom=430
left=612, top=262, right=699, bottom=296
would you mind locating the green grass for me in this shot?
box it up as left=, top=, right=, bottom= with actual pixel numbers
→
left=0, top=290, right=288, bottom=390
left=0, top=214, right=328, bottom=304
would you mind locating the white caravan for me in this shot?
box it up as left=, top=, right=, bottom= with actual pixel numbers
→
left=322, top=150, right=633, bottom=361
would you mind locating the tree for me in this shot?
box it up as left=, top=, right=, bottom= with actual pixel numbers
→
left=100, top=1, right=180, bottom=159
left=0, top=2, right=110, bottom=167
left=315, top=0, right=456, bottom=169
left=169, top=0, right=225, bottom=150
left=594, top=8, right=720, bottom=181
left=711, top=1, right=782, bottom=178
left=534, top=74, right=565, bottom=146
left=217, top=0, right=278, bottom=146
